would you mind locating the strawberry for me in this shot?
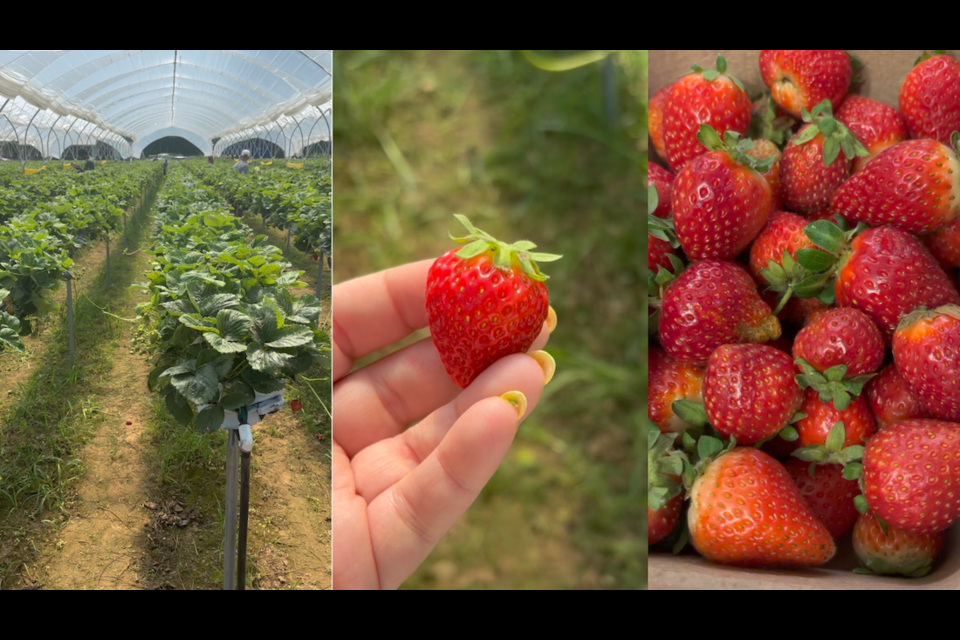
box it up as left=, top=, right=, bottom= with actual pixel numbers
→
left=291, top=399, right=303, bottom=413
left=648, top=162, right=674, bottom=219
left=861, top=419, right=960, bottom=534
left=852, top=511, right=943, bottom=578
left=649, top=84, right=673, bottom=168
left=750, top=210, right=820, bottom=316
left=794, top=390, right=876, bottom=448
left=795, top=220, right=960, bottom=342
left=784, top=458, right=860, bottom=539
left=749, top=96, right=798, bottom=147
left=835, top=94, right=909, bottom=173
left=828, top=138, right=960, bottom=235
left=865, top=364, right=931, bottom=430
left=899, top=51, right=960, bottom=145
left=687, top=444, right=836, bottom=567
left=893, top=305, right=960, bottom=421
left=779, top=101, right=867, bottom=214
left=671, top=126, right=774, bottom=261
left=759, top=50, right=852, bottom=119
left=702, top=344, right=803, bottom=444
left=793, top=308, right=884, bottom=379
left=745, top=138, right=783, bottom=210
left=762, top=288, right=828, bottom=328
left=658, top=260, right=781, bottom=365
left=924, top=216, right=960, bottom=270
left=648, top=428, right=687, bottom=545
left=663, top=56, right=751, bottom=170
left=425, top=215, right=560, bottom=388
left=648, top=346, right=705, bottom=435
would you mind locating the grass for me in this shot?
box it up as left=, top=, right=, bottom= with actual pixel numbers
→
left=334, top=50, right=648, bottom=589
left=0, top=175, right=162, bottom=588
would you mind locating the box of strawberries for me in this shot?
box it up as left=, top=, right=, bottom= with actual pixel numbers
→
left=648, top=50, right=960, bottom=589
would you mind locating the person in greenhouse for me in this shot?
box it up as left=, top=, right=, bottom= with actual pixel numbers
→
left=233, top=149, right=251, bottom=175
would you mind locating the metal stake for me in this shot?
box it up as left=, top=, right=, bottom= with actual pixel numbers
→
left=105, top=234, right=110, bottom=288
left=123, top=213, right=128, bottom=249
left=237, top=451, right=251, bottom=591
left=224, top=429, right=239, bottom=590
left=65, top=271, right=75, bottom=369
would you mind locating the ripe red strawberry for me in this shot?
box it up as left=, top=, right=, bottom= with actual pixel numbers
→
left=852, top=511, right=943, bottom=578
left=899, top=52, right=960, bottom=145
left=794, top=390, right=876, bottom=448
left=893, top=305, right=960, bottom=421
left=663, top=56, right=751, bottom=170
left=703, top=344, right=803, bottom=444
left=648, top=346, right=705, bottom=435
left=648, top=233, right=677, bottom=273
left=862, top=419, right=960, bottom=534
left=745, top=138, right=783, bottom=210
left=759, top=50, right=852, bottom=119
left=648, top=163, right=674, bottom=219
left=835, top=95, right=908, bottom=173
left=750, top=211, right=817, bottom=313
left=648, top=429, right=686, bottom=545
left=688, top=446, right=836, bottom=566
left=793, top=307, right=884, bottom=378
left=649, top=84, right=672, bottom=168
left=799, top=221, right=960, bottom=342
left=924, top=216, right=960, bottom=270
left=780, top=102, right=867, bottom=214
left=865, top=364, right=931, bottom=430
left=828, top=138, right=960, bottom=235
left=762, top=289, right=828, bottom=328
left=659, top=260, right=781, bottom=365
left=671, top=126, right=774, bottom=260
left=425, top=215, right=560, bottom=388
left=784, top=458, right=860, bottom=539
left=291, top=399, right=303, bottom=413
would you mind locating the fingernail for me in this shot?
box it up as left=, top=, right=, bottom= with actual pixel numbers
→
left=528, top=350, right=555, bottom=385
left=546, top=306, right=558, bottom=333
left=500, top=391, right=527, bottom=419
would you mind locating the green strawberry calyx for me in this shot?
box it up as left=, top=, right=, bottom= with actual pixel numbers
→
left=792, top=99, right=870, bottom=167
left=915, top=50, right=950, bottom=66
left=648, top=426, right=687, bottom=511
left=748, top=95, right=797, bottom=147
left=697, top=125, right=777, bottom=173
left=896, top=304, right=960, bottom=334
left=795, top=358, right=876, bottom=411
left=787, top=216, right=869, bottom=304
left=691, top=55, right=747, bottom=93
left=791, top=421, right=864, bottom=476
left=449, top=214, right=562, bottom=282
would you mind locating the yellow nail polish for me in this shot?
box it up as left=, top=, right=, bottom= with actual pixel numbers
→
left=546, top=306, right=558, bottom=333
left=500, top=391, right=527, bottom=419
left=528, top=350, right=556, bottom=385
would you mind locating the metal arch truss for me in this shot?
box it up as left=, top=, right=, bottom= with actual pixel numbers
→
left=209, top=104, right=330, bottom=162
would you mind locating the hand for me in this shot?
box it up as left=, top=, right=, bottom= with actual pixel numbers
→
left=331, top=259, right=556, bottom=589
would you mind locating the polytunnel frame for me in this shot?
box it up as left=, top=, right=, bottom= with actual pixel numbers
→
left=211, top=104, right=330, bottom=166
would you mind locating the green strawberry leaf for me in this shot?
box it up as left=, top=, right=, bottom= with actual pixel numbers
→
left=697, top=435, right=724, bottom=461
left=648, top=184, right=659, bottom=213
left=854, top=494, right=870, bottom=514
left=822, top=136, right=841, bottom=167
left=795, top=248, right=837, bottom=272
left=825, top=365, right=848, bottom=383
left=826, top=421, right=846, bottom=452
left=804, top=219, right=845, bottom=254
left=671, top=399, right=709, bottom=429
left=779, top=425, right=799, bottom=441
left=843, top=462, right=863, bottom=481
left=195, top=404, right=225, bottom=434
left=792, top=272, right=832, bottom=298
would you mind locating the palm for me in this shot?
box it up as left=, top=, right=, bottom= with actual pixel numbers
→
left=331, top=260, right=550, bottom=589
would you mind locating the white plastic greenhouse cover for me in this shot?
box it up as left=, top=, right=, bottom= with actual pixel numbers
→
left=0, top=50, right=331, bottom=157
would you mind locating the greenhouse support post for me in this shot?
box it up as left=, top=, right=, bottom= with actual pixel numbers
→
left=105, top=235, right=110, bottom=288
left=65, top=272, right=74, bottom=369
left=224, top=429, right=239, bottom=590
left=317, top=255, right=322, bottom=299
left=123, top=213, right=127, bottom=249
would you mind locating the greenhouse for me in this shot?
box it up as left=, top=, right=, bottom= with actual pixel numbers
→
left=0, top=50, right=331, bottom=590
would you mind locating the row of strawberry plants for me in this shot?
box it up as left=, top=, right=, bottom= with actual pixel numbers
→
left=0, top=163, right=163, bottom=351
left=197, top=163, right=331, bottom=259
left=135, top=168, right=328, bottom=433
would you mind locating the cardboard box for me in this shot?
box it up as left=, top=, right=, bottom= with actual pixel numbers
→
left=648, top=50, right=960, bottom=590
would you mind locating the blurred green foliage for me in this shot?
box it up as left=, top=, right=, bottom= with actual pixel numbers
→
left=334, top=50, right=647, bottom=589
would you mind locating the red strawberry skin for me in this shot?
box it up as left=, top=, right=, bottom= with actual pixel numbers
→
left=852, top=511, right=943, bottom=576
left=648, top=234, right=677, bottom=272
left=703, top=344, right=803, bottom=444
left=899, top=54, right=960, bottom=145
left=893, top=307, right=960, bottom=421
left=862, top=419, right=960, bottom=534
left=759, top=50, right=852, bottom=119
left=924, top=216, right=960, bottom=270
left=648, top=346, right=705, bottom=434
left=649, top=493, right=683, bottom=545
left=785, top=458, right=860, bottom=539
left=795, top=389, right=876, bottom=448
left=649, top=84, right=672, bottom=168
left=835, top=95, right=908, bottom=173
left=426, top=248, right=548, bottom=388
left=663, top=72, right=751, bottom=170
left=866, top=364, right=931, bottom=430
left=688, top=447, right=836, bottom=566
left=648, top=163, right=674, bottom=219
left=828, top=139, right=960, bottom=235
left=746, top=139, right=783, bottom=210
left=835, top=226, right=960, bottom=342
left=659, top=260, right=781, bottom=365
left=672, top=151, right=773, bottom=261
left=792, top=307, right=884, bottom=377
left=781, top=125, right=852, bottom=214
left=749, top=211, right=815, bottom=280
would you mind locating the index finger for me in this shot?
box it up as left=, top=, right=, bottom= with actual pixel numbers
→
left=332, top=259, right=434, bottom=382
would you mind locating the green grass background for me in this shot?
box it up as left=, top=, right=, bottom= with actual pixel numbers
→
left=334, top=50, right=648, bottom=589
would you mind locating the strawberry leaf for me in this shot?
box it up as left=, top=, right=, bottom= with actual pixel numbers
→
left=826, top=421, right=846, bottom=452
left=804, top=220, right=845, bottom=254
left=854, top=495, right=870, bottom=514
left=843, top=462, right=862, bottom=481
left=795, top=248, right=837, bottom=272
left=779, top=425, right=798, bottom=441
left=672, top=399, right=709, bottom=428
